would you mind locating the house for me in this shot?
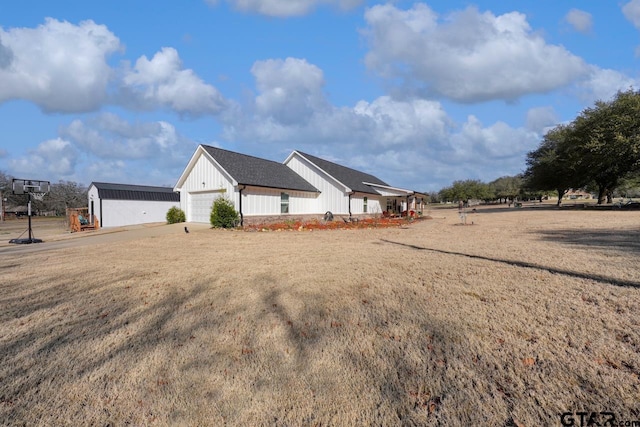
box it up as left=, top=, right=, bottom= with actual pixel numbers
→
left=564, top=189, right=594, bottom=200
left=88, top=182, right=180, bottom=228
left=174, top=145, right=425, bottom=224
left=284, top=151, right=425, bottom=217
left=173, top=145, right=320, bottom=224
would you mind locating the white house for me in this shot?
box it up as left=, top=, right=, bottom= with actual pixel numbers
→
left=88, top=182, right=180, bottom=228
left=174, top=145, right=426, bottom=224
left=173, top=145, right=320, bottom=224
left=284, top=151, right=424, bottom=217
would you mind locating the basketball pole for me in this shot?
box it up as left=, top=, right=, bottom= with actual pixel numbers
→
left=27, top=192, right=33, bottom=241
left=9, top=191, right=43, bottom=244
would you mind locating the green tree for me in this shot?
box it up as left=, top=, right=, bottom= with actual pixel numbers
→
left=614, top=173, right=640, bottom=198
left=524, top=124, right=583, bottom=206
left=439, top=179, right=494, bottom=202
left=210, top=196, right=239, bottom=228
left=572, top=89, right=640, bottom=204
left=489, top=175, right=522, bottom=203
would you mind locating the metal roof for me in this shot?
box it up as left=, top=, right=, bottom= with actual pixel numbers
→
left=295, top=151, right=389, bottom=195
left=201, top=145, right=319, bottom=193
left=91, top=182, right=180, bottom=202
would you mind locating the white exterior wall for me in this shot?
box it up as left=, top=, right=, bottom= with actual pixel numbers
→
left=88, top=185, right=100, bottom=222
left=286, top=155, right=349, bottom=214
left=89, top=184, right=179, bottom=228
left=177, top=151, right=321, bottom=222
left=242, top=187, right=319, bottom=216
left=100, top=199, right=179, bottom=228
left=180, top=153, right=238, bottom=222
left=350, top=194, right=383, bottom=215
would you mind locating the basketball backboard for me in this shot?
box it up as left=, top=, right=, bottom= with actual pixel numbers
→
left=12, top=179, right=51, bottom=195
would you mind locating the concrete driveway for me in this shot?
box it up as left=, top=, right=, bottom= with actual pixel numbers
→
left=0, top=221, right=212, bottom=256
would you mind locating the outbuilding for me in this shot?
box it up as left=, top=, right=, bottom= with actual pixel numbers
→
left=88, top=182, right=180, bottom=228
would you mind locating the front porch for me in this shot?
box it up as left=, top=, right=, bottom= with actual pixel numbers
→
left=382, top=194, right=427, bottom=217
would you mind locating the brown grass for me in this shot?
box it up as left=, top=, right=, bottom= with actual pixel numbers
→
left=1, top=207, right=640, bottom=426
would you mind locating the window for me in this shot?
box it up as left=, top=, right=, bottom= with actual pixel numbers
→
left=363, top=197, right=368, bottom=213
left=387, top=199, right=393, bottom=212
left=281, top=192, right=289, bottom=214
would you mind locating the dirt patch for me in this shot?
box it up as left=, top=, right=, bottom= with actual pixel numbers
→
left=1, top=207, right=639, bottom=425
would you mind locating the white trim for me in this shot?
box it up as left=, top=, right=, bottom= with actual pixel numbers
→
left=362, top=182, right=414, bottom=196
left=174, top=145, right=238, bottom=191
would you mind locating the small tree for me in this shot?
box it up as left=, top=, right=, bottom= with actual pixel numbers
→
left=166, top=206, right=186, bottom=224
left=210, top=196, right=239, bottom=228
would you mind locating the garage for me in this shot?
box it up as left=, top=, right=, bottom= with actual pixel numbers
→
left=88, top=182, right=180, bottom=228
left=188, top=191, right=223, bottom=223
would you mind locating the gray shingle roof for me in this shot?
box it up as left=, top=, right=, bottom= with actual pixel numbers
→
left=91, top=182, right=180, bottom=202
left=295, top=151, right=388, bottom=194
left=201, top=145, right=319, bottom=193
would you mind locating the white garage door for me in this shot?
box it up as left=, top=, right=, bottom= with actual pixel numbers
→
left=188, top=191, right=220, bottom=223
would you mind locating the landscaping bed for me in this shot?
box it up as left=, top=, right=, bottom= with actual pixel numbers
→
left=244, top=215, right=429, bottom=231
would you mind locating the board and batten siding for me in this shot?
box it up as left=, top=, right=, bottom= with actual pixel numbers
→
left=349, top=194, right=383, bottom=215
left=180, top=152, right=238, bottom=220
left=286, top=155, right=349, bottom=215
left=242, top=187, right=319, bottom=216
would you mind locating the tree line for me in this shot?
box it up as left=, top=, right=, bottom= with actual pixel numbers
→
left=433, top=89, right=640, bottom=205
left=0, top=171, right=88, bottom=216
left=524, top=89, right=640, bottom=205
left=433, top=175, right=533, bottom=204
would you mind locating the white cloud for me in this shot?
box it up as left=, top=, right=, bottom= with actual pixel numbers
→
left=205, top=0, right=362, bottom=17
left=578, top=67, right=638, bottom=103
left=623, top=0, right=640, bottom=28
left=351, top=97, right=452, bottom=149
left=9, top=138, right=79, bottom=178
left=451, top=116, right=538, bottom=161
left=525, top=106, right=559, bottom=133
left=61, top=113, right=189, bottom=163
left=251, top=58, right=329, bottom=125
left=225, top=59, right=453, bottom=149
left=0, top=18, right=120, bottom=112
left=623, top=1, right=640, bottom=56
left=222, top=57, right=540, bottom=190
left=54, top=113, right=198, bottom=185
left=565, top=9, right=593, bottom=34
left=84, top=160, right=127, bottom=183
left=362, top=4, right=589, bottom=103
left=121, top=47, right=227, bottom=115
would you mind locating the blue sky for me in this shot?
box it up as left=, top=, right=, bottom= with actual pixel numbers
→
left=1, top=1, right=639, bottom=191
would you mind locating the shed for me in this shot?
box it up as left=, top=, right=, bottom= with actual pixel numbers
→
left=88, top=182, right=180, bottom=228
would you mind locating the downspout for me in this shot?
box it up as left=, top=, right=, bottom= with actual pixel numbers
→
left=238, top=185, right=245, bottom=226
left=100, top=198, right=103, bottom=227
left=348, top=192, right=354, bottom=218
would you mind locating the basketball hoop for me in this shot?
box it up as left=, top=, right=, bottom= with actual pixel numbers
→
left=30, top=192, right=46, bottom=201
left=8, top=178, right=50, bottom=244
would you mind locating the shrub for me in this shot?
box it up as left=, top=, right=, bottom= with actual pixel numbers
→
left=166, top=206, right=186, bottom=224
left=210, top=196, right=240, bottom=228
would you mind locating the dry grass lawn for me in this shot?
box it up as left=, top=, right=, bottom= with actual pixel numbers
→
left=1, top=206, right=639, bottom=426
